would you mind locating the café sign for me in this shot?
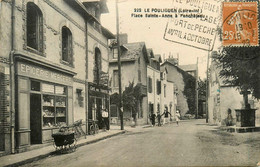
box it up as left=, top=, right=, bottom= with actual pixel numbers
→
left=17, top=62, right=73, bottom=85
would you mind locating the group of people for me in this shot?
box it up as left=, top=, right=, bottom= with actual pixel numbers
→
left=149, top=107, right=181, bottom=127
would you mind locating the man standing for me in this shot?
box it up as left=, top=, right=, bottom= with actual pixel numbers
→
left=102, top=109, right=109, bottom=130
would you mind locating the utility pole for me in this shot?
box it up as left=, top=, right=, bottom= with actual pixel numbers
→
left=206, top=49, right=210, bottom=123
left=116, top=0, right=124, bottom=130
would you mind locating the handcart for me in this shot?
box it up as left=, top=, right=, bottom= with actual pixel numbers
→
left=52, top=126, right=77, bottom=153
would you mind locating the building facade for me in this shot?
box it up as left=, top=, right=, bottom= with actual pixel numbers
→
left=109, top=39, right=149, bottom=125
left=161, top=59, right=195, bottom=117
left=147, top=50, right=161, bottom=121
left=208, top=61, right=260, bottom=126
left=160, top=67, right=177, bottom=121
left=0, top=0, right=113, bottom=154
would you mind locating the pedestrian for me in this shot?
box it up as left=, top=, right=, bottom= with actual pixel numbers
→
left=151, top=113, right=156, bottom=126
left=161, top=106, right=172, bottom=125
left=175, top=110, right=181, bottom=126
left=102, top=108, right=109, bottom=130
left=156, top=112, right=162, bottom=126
left=226, top=108, right=233, bottom=126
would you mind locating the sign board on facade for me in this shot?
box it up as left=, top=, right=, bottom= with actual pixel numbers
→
left=164, top=0, right=221, bottom=51
left=17, top=62, right=73, bottom=85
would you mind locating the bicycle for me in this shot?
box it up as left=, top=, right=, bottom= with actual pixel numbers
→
left=88, top=120, right=99, bottom=135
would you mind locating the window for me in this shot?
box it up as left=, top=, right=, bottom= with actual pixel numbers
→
left=94, top=48, right=102, bottom=84
left=42, top=84, right=67, bottom=128
left=138, top=70, right=141, bottom=82
left=156, top=80, right=161, bottom=95
left=26, top=2, right=43, bottom=52
left=62, top=26, right=73, bottom=65
left=148, top=77, right=152, bottom=93
left=164, top=84, right=166, bottom=97
left=113, top=70, right=119, bottom=87
left=113, top=48, right=118, bottom=59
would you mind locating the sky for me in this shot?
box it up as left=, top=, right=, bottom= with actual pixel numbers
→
left=101, top=0, right=221, bottom=79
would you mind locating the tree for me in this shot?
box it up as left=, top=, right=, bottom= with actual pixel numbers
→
left=213, top=47, right=260, bottom=107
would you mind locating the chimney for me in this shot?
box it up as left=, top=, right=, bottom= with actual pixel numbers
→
left=119, top=33, right=128, bottom=45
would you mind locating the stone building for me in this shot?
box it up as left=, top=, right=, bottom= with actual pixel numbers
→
left=109, top=36, right=149, bottom=125
left=0, top=0, right=113, bottom=154
left=160, top=58, right=196, bottom=117
left=208, top=61, right=260, bottom=126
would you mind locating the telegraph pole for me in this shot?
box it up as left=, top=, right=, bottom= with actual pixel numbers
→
left=205, top=49, right=210, bottom=123
left=116, top=0, right=124, bottom=130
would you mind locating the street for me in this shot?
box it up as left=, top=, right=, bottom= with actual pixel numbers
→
left=21, top=119, right=260, bottom=167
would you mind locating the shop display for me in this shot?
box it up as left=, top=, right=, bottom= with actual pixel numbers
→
left=42, top=94, right=67, bottom=128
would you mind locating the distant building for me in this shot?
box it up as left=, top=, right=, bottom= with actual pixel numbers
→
left=208, top=61, right=260, bottom=126
left=109, top=39, right=149, bottom=125
left=160, top=67, right=178, bottom=120
left=147, top=49, right=161, bottom=120
left=161, top=59, right=196, bottom=116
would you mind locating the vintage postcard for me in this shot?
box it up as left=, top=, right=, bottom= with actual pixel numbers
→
left=0, top=0, right=259, bottom=167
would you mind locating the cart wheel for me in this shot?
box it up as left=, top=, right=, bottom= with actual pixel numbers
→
left=95, top=124, right=99, bottom=134
left=89, top=125, right=95, bottom=135
left=71, top=138, right=77, bottom=152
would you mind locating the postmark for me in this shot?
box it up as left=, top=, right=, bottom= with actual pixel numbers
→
left=222, top=2, right=259, bottom=46
left=164, top=0, right=222, bottom=51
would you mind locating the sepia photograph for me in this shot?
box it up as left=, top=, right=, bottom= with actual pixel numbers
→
left=0, top=0, right=259, bottom=166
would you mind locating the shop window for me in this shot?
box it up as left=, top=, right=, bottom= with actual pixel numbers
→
left=42, top=84, right=67, bottom=128
left=76, top=89, right=84, bottom=107
left=148, top=77, right=152, bottom=93
left=94, top=48, right=102, bottom=84
left=113, top=70, right=119, bottom=87
left=62, top=26, right=73, bottom=65
left=42, top=83, right=54, bottom=94
left=26, top=2, right=43, bottom=52
left=31, top=80, right=40, bottom=91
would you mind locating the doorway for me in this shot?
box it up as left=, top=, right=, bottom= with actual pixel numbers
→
left=96, top=98, right=102, bottom=129
left=30, top=93, right=42, bottom=144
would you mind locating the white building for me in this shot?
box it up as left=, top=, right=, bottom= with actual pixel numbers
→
left=160, top=67, right=178, bottom=122
left=147, top=50, right=161, bottom=119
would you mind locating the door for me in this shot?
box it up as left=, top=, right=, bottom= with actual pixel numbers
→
left=96, top=98, right=102, bottom=129
left=30, top=93, right=42, bottom=144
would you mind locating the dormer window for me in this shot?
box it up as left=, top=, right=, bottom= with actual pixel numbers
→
left=62, top=26, right=73, bottom=65
left=26, top=2, right=43, bottom=52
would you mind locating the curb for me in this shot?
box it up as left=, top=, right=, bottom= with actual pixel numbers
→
left=4, top=131, right=126, bottom=167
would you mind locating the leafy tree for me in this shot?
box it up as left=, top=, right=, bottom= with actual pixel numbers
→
left=213, top=47, right=260, bottom=107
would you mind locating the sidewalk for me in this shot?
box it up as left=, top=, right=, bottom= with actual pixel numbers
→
left=0, top=125, right=146, bottom=167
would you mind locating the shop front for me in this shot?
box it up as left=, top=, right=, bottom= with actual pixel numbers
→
left=15, top=58, right=75, bottom=152
left=88, top=83, right=110, bottom=132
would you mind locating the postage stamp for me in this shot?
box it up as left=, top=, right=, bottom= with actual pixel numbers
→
left=222, top=2, right=259, bottom=46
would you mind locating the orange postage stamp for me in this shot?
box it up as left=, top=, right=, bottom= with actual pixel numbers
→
left=222, top=2, right=259, bottom=46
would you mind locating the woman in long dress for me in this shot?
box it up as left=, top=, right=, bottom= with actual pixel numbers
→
left=175, top=110, right=180, bottom=126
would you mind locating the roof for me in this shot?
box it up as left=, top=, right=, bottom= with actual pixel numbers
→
left=179, top=64, right=197, bottom=72
left=82, top=0, right=109, bottom=13
left=122, top=42, right=149, bottom=63
left=64, top=0, right=115, bottom=39
left=154, top=54, right=162, bottom=63
left=147, top=48, right=154, bottom=58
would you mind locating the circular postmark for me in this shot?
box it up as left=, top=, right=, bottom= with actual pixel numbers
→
left=222, top=2, right=259, bottom=47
